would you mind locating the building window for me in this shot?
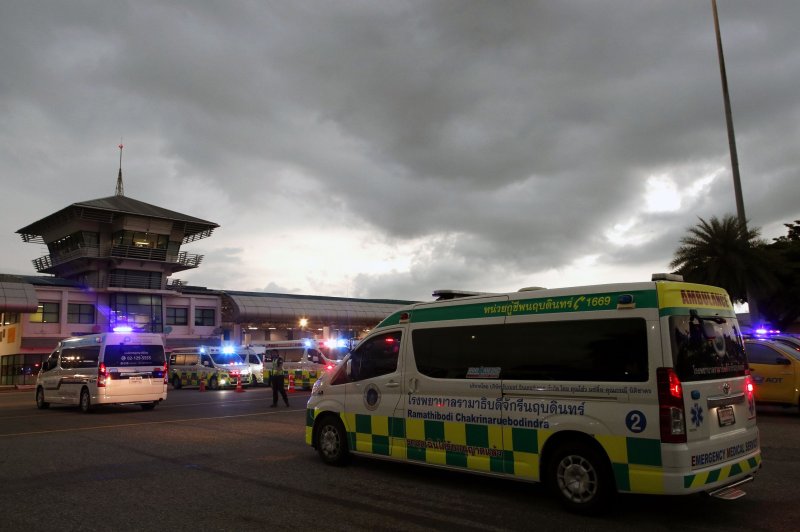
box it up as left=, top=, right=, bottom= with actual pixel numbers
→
left=68, top=304, right=96, bottom=324
left=112, top=230, right=169, bottom=250
left=166, top=307, right=188, bottom=326
left=29, top=302, right=59, bottom=323
left=195, top=308, right=215, bottom=327
left=110, top=293, right=163, bottom=333
left=2, top=312, right=19, bottom=325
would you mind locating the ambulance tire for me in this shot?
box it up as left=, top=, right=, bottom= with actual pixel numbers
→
left=36, top=387, right=49, bottom=409
left=172, top=375, right=182, bottom=390
left=209, top=376, right=219, bottom=390
left=79, top=388, right=93, bottom=413
left=548, top=441, right=614, bottom=514
left=250, top=373, right=258, bottom=386
left=316, top=416, right=349, bottom=466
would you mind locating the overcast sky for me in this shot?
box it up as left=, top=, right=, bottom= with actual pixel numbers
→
left=1, top=1, right=798, bottom=302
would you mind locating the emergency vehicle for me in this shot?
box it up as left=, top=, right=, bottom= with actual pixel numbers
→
left=36, top=329, right=168, bottom=412
left=263, top=339, right=337, bottom=390
left=169, top=345, right=250, bottom=390
left=305, top=275, right=761, bottom=513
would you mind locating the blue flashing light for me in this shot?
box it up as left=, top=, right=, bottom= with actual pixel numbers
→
left=200, top=347, right=206, bottom=354
left=303, top=339, right=312, bottom=348
left=113, top=326, right=133, bottom=333
left=222, top=345, right=235, bottom=355
left=335, top=339, right=347, bottom=348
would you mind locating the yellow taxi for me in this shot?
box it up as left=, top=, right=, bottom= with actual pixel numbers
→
left=745, top=337, right=800, bottom=412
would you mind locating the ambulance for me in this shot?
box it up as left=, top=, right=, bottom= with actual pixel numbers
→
left=169, top=345, right=250, bottom=390
left=263, top=339, right=337, bottom=390
left=35, top=330, right=168, bottom=412
left=305, top=275, right=761, bottom=513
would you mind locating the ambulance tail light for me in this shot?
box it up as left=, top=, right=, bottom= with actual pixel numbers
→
left=657, top=367, right=686, bottom=443
left=97, top=362, right=109, bottom=387
left=161, top=363, right=168, bottom=384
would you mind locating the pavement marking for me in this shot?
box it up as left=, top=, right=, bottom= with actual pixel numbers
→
left=0, top=408, right=306, bottom=438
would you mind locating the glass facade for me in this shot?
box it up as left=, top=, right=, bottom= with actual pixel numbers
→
left=0, top=353, right=46, bottom=386
left=110, top=293, right=163, bottom=333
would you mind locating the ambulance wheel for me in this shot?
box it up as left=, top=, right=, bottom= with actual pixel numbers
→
left=548, top=442, right=614, bottom=514
left=250, top=374, right=258, bottom=386
left=36, top=387, right=49, bottom=409
left=317, top=416, right=349, bottom=466
left=79, top=388, right=93, bottom=413
left=209, top=376, right=219, bottom=390
left=172, top=376, right=182, bottom=390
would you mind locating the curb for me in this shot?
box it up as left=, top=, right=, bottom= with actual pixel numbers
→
left=0, top=385, right=35, bottom=393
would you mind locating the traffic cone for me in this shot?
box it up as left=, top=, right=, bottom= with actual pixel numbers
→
left=235, top=376, right=245, bottom=393
left=199, top=378, right=206, bottom=392
left=288, top=373, right=295, bottom=394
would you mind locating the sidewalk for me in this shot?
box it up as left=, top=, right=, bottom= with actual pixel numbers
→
left=0, top=384, right=35, bottom=393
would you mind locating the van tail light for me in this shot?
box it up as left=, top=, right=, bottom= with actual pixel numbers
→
left=657, top=367, right=686, bottom=443
left=160, top=363, right=168, bottom=384
left=745, top=370, right=756, bottom=419
left=97, top=362, right=109, bottom=388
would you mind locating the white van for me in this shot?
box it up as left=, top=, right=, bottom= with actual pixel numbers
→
left=35, top=331, right=168, bottom=413
left=305, top=275, right=761, bottom=513
left=263, top=340, right=334, bottom=390
left=238, top=346, right=266, bottom=385
left=169, top=346, right=250, bottom=390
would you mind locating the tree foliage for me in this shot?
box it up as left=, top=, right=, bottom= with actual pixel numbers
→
left=670, top=216, right=799, bottom=330
left=669, top=215, right=775, bottom=303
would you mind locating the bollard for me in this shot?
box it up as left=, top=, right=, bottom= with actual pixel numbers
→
left=235, top=376, right=245, bottom=393
left=288, top=373, right=295, bottom=393
left=199, top=378, right=206, bottom=392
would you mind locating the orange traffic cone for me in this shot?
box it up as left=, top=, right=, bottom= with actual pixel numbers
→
left=199, top=378, right=206, bottom=392
left=235, top=376, right=245, bottom=393
left=288, top=373, right=295, bottom=393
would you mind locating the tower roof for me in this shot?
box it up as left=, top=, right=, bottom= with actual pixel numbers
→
left=16, top=195, right=219, bottom=244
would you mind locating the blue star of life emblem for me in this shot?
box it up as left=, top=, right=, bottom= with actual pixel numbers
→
left=691, top=403, right=704, bottom=428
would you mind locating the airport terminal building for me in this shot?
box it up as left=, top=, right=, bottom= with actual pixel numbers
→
left=0, top=186, right=412, bottom=386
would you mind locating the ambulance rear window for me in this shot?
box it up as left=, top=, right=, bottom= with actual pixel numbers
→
left=104, top=345, right=166, bottom=367
left=670, top=314, right=747, bottom=381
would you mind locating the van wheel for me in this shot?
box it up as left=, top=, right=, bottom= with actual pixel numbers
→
left=172, top=376, right=182, bottom=390
left=141, top=402, right=157, bottom=411
left=548, top=442, right=614, bottom=514
left=209, top=376, right=219, bottom=390
left=317, top=416, right=349, bottom=466
left=79, top=389, right=92, bottom=413
left=250, top=374, right=258, bottom=386
left=36, top=387, right=49, bottom=409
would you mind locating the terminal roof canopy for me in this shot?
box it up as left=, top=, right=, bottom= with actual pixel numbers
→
left=223, top=291, right=415, bottom=324
left=16, top=195, right=219, bottom=244
left=0, top=275, right=39, bottom=313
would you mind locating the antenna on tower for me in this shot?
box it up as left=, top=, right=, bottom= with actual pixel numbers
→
left=115, top=140, right=125, bottom=196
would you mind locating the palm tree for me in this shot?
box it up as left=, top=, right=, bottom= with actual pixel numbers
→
left=670, top=214, right=776, bottom=304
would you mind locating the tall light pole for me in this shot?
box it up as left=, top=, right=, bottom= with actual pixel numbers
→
left=711, top=0, right=758, bottom=321
left=712, top=0, right=747, bottom=229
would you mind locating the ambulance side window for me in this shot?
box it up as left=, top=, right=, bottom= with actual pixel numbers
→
left=43, top=350, right=59, bottom=371
left=201, top=354, right=213, bottom=367
left=349, top=331, right=402, bottom=381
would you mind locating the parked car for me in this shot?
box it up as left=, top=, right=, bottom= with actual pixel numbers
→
left=745, top=338, right=800, bottom=412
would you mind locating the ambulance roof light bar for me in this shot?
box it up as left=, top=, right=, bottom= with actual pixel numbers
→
left=432, top=289, right=496, bottom=301
left=652, top=273, right=684, bottom=282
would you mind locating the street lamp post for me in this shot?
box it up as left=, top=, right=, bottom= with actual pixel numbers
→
left=711, top=0, right=759, bottom=323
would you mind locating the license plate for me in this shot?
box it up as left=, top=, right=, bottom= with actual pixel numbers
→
left=718, top=405, right=735, bottom=426
left=129, top=376, right=142, bottom=383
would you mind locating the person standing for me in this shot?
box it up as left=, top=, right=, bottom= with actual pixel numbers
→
left=270, top=355, right=289, bottom=407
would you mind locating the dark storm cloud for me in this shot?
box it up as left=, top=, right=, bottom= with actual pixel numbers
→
left=1, top=1, right=798, bottom=299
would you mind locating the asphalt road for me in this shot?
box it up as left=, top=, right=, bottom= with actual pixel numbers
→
left=1, top=386, right=798, bottom=531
